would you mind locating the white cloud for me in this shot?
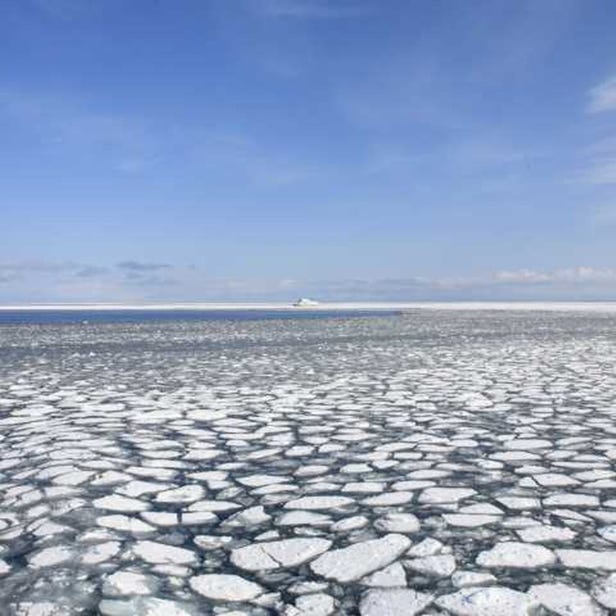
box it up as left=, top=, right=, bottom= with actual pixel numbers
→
left=497, top=267, right=616, bottom=284
left=588, top=76, right=616, bottom=113
left=581, top=135, right=616, bottom=185
left=116, top=261, right=171, bottom=272
left=0, top=260, right=79, bottom=277
left=496, top=269, right=552, bottom=283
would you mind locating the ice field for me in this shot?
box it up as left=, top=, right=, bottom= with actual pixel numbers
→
left=2, top=309, right=616, bottom=615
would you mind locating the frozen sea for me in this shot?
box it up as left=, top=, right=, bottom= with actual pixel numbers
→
left=2, top=308, right=616, bottom=615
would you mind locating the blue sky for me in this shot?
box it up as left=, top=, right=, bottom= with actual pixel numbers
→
left=1, top=0, right=616, bottom=302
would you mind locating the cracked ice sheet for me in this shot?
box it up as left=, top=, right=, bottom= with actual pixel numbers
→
left=1, top=310, right=616, bottom=614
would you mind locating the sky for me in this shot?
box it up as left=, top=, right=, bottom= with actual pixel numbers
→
left=1, top=0, right=616, bottom=302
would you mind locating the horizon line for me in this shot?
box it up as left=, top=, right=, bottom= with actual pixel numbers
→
left=2, top=300, right=616, bottom=313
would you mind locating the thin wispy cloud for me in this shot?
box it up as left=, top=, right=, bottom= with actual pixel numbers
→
left=496, top=267, right=616, bottom=284
left=116, top=261, right=172, bottom=272
left=123, top=273, right=178, bottom=287
left=579, top=109, right=616, bottom=186
left=0, top=260, right=78, bottom=276
left=585, top=159, right=616, bottom=185
left=0, top=271, right=19, bottom=283
left=75, top=266, right=109, bottom=278
left=588, top=76, right=616, bottom=113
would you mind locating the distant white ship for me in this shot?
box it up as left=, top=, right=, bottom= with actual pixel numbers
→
left=293, top=298, right=320, bottom=307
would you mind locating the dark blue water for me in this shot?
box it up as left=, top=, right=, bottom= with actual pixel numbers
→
left=0, top=309, right=401, bottom=325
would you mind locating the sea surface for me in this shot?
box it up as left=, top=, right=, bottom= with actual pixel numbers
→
left=0, top=309, right=399, bottom=325
left=1, top=309, right=616, bottom=615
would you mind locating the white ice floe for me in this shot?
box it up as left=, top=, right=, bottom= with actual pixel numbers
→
left=504, top=439, right=552, bottom=450
left=543, top=494, right=599, bottom=508
left=374, top=513, right=420, bottom=533
left=81, top=541, right=121, bottom=565
left=533, top=473, right=580, bottom=488
left=406, top=554, right=456, bottom=578
left=118, top=480, right=171, bottom=497
left=418, top=487, right=476, bottom=505
left=102, top=570, right=160, bottom=596
left=407, top=537, right=444, bottom=557
left=529, top=583, right=605, bottom=616
left=180, top=511, right=218, bottom=526
left=451, top=571, right=497, bottom=588
left=284, top=496, right=354, bottom=510
left=276, top=511, right=332, bottom=527
left=556, top=550, right=616, bottom=570
left=189, top=573, right=265, bottom=601
left=497, top=497, right=541, bottom=511
left=362, top=492, right=413, bottom=506
left=193, top=534, right=233, bottom=550
left=132, top=540, right=197, bottom=565
left=443, top=513, right=500, bottom=528
left=593, top=573, right=616, bottom=609
left=231, top=538, right=332, bottom=571
left=155, top=485, right=205, bottom=504
left=476, top=542, right=556, bottom=568
left=516, top=525, right=576, bottom=543
left=330, top=515, right=369, bottom=532
left=291, top=593, right=335, bottom=616
left=9, top=601, right=67, bottom=616
left=223, top=505, right=271, bottom=528
left=341, top=482, right=385, bottom=494
left=237, top=474, right=288, bottom=488
left=28, top=545, right=74, bottom=568
left=187, top=499, right=240, bottom=512
left=93, top=495, right=148, bottom=513
left=140, top=512, right=179, bottom=527
left=295, top=465, right=329, bottom=478
left=436, top=586, right=541, bottom=616
left=310, top=534, right=411, bottom=582
left=359, top=588, right=433, bottom=616
left=97, top=515, right=155, bottom=534
left=99, top=597, right=198, bottom=616
left=361, top=562, right=407, bottom=587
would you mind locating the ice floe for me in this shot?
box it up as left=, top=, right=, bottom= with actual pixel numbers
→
left=189, top=573, right=265, bottom=601
left=476, top=542, right=557, bottom=568
left=436, top=586, right=541, bottom=616
left=359, top=588, right=433, bottom=616
left=310, top=534, right=411, bottom=582
left=231, top=537, right=331, bottom=571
